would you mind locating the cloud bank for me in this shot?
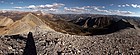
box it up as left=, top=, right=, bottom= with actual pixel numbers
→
left=64, top=6, right=134, bottom=15
left=14, top=3, right=64, bottom=9
left=13, top=3, right=135, bottom=15
left=118, top=4, right=140, bottom=8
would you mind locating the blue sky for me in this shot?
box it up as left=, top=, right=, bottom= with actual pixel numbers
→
left=0, top=0, right=140, bottom=17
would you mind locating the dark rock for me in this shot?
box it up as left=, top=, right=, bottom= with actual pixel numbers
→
left=129, top=48, right=135, bottom=51
left=4, top=34, right=26, bottom=41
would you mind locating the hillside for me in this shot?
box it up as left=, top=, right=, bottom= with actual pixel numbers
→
left=0, top=13, right=54, bottom=35
left=0, top=17, right=14, bottom=26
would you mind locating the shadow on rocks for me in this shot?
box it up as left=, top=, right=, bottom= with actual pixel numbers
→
left=23, top=32, right=37, bottom=55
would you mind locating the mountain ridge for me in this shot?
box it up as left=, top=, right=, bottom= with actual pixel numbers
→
left=0, top=12, right=139, bottom=35
left=0, top=13, right=54, bottom=35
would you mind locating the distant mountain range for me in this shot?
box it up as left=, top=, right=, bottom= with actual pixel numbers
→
left=0, top=12, right=139, bottom=35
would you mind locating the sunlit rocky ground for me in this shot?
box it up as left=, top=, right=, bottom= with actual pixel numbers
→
left=0, top=28, right=140, bottom=55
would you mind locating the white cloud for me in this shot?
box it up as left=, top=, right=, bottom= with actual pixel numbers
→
left=118, top=5, right=121, bottom=7
left=13, top=3, right=65, bottom=13
left=64, top=7, right=84, bottom=13
left=48, top=8, right=58, bottom=12
left=26, top=3, right=65, bottom=9
left=131, top=4, right=137, bottom=8
left=26, top=5, right=36, bottom=9
left=118, top=4, right=140, bottom=8
left=14, top=7, right=23, bottom=9
left=95, top=9, right=110, bottom=13
left=110, top=10, right=135, bottom=14
left=118, top=4, right=127, bottom=7
left=64, top=6, right=134, bottom=15
left=125, top=4, right=130, bottom=6
left=14, top=3, right=65, bottom=9
left=122, top=5, right=126, bottom=7
left=64, top=6, right=105, bottom=13
left=13, top=3, right=135, bottom=15
left=131, top=4, right=140, bottom=8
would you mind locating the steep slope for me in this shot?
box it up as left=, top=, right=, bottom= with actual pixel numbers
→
left=38, top=16, right=88, bottom=35
left=74, top=17, right=116, bottom=28
left=0, top=17, right=14, bottom=26
left=47, top=19, right=86, bottom=35
left=72, top=17, right=135, bottom=35
left=0, top=13, right=54, bottom=35
left=21, top=13, right=45, bottom=26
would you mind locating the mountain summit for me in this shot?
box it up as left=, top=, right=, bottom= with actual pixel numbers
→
left=0, top=13, right=54, bottom=35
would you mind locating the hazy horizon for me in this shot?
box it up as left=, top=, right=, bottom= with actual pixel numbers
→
left=0, top=0, right=140, bottom=17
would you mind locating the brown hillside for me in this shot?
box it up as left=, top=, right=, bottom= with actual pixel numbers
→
left=0, top=17, right=14, bottom=26
left=0, top=13, right=54, bottom=35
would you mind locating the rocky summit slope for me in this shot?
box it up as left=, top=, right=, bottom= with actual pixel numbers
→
left=0, top=28, right=139, bottom=55
left=0, top=12, right=139, bottom=55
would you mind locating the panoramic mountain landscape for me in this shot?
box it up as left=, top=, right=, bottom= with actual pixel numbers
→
left=0, top=11, right=139, bottom=55
left=0, top=0, right=140, bottom=55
